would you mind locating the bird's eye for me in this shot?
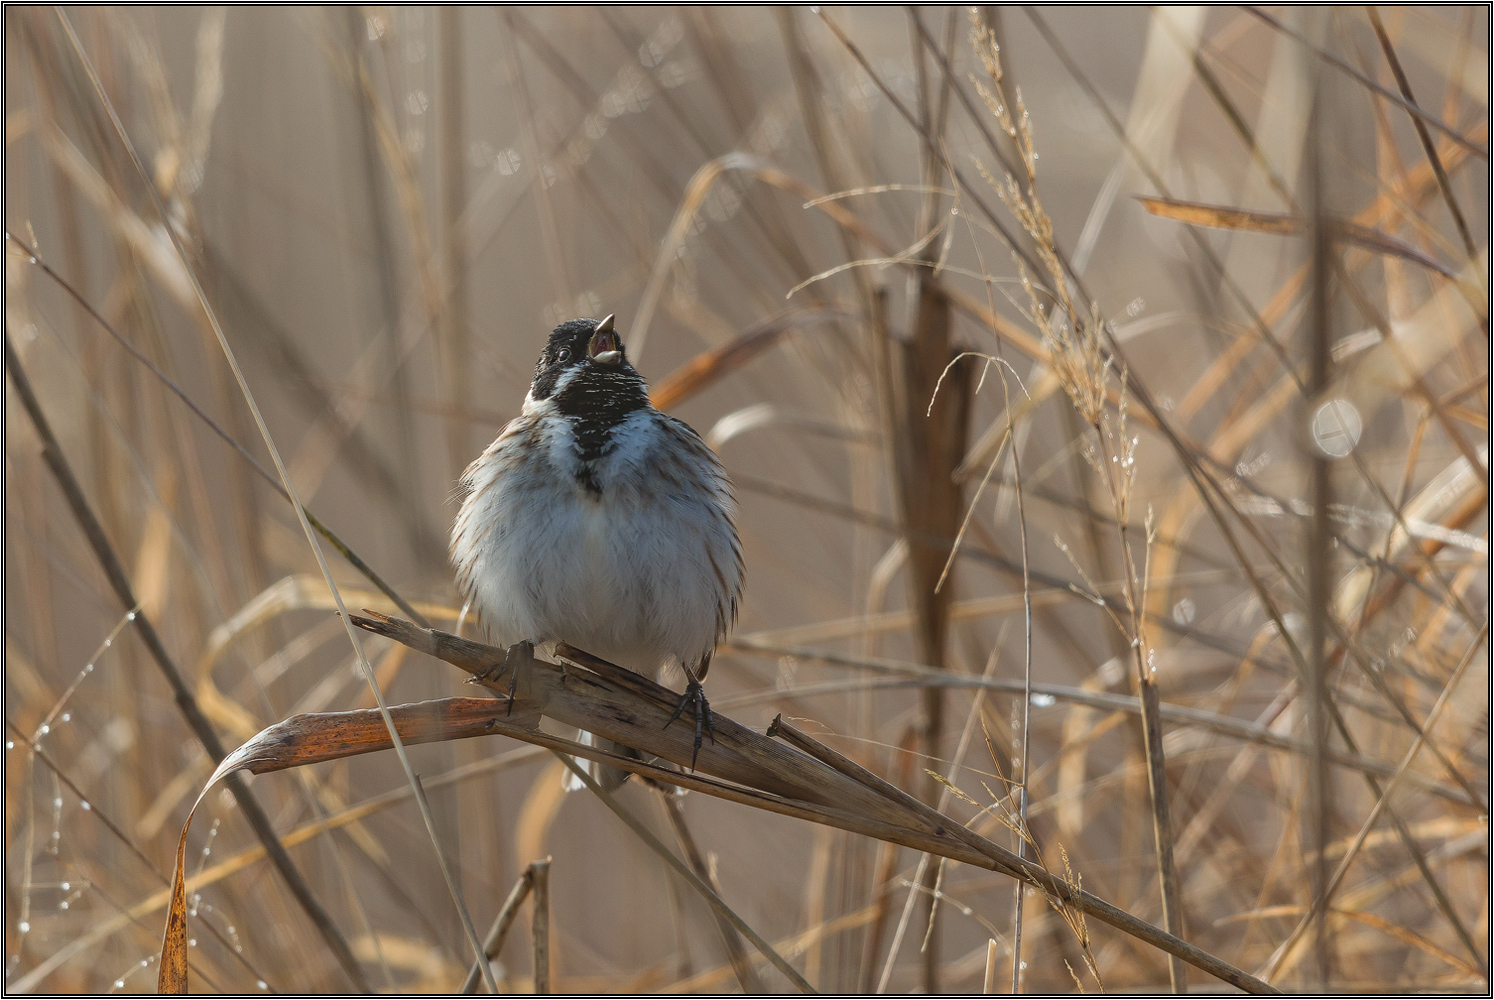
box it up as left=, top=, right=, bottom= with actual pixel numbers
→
left=555, top=348, right=571, bottom=363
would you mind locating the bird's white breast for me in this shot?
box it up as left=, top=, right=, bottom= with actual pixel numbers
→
left=451, top=404, right=739, bottom=677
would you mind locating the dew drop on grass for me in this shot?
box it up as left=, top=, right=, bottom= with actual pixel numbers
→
left=1172, top=597, right=1196, bottom=625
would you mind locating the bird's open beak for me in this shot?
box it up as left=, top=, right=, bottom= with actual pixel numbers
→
left=587, top=314, right=622, bottom=365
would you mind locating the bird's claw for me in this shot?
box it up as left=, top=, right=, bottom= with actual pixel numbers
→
left=663, top=679, right=715, bottom=771
left=471, top=641, right=533, bottom=716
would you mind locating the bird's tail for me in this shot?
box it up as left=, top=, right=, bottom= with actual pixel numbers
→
left=561, top=730, right=638, bottom=792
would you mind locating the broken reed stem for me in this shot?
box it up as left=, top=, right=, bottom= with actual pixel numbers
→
left=2, top=332, right=370, bottom=991
left=530, top=857, right=552, bottom=995
left=355, top=613, right=1276, bottom=993
left=460, top=867, right=536, bottom=993
left=984, top=937, right=1000, bottom=993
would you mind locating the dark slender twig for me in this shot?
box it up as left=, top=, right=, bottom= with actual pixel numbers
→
left=5, top=721, right=277, bottom=992
left=908, top=8, right=1018, bottom=182
left=814, top=9, right=1044, bottom=282
left=1026, top=0, right=1487, bottom=767
left=1243, top=5, right=1488, bottom=161
left=554, top=753, right=817, bottom=994
left=766, top=716, right=1279, bottom=995
left=1365, top=7, right=1481, bottom=261
left=1097, top=20, right=1490, bottom=796
left=720, top=649, right=1476, bottom=806
left=660, top=791, right=766, bottom=993
left=3, top=231, right=432, bottom=631
left=1020, top=13, right=1488, bottom=972
left=4, top=331, right=371, bottom=992
left=459, top=867, right=535, bottom=993
left=1306, top=103, right=1336, bottom=985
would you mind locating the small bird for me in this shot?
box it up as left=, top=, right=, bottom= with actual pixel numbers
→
left=450, top=315, right=742, bottom=789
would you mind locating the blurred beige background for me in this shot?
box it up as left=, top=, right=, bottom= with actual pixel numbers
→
left=5, top=6, right=1487, bottom=993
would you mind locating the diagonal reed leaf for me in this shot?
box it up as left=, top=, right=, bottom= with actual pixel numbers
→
left=1137, top=196, right=1459, bottom=279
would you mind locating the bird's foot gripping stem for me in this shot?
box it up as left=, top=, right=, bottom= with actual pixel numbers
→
left=470, top=640, right=534, bottom=715
left=663, top=677, right=715, bottom=771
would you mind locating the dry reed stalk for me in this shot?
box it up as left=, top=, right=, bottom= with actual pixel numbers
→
left=339, top=614, right=1273, bottom=992
left=5, top=723, right=273, bottom=990
left=133, top=605, right=1278, bottom=990
left=1304, top=89, right=1335, bottom=986
left=335, top=9, right=438, bottom=566
left=1037, top=10, right=1484, bottom=987
left=551, top=755, right=814, bottom=993
left=459, top=864, right=534, bottom=992
left=438, top=7, right=471, bottom=482
left=963, top=16, right=1189, bottom=988
left=7, top=233, right=434, bottom=629
left=4, top=331, right=370, bottom=990
left=46, top=12, right=497, bottom=988
left=529, top=856, right=551, bottom=994
left=659, top=790, right=765, bottom=993
left=6, top=8, right=1485, bottom=993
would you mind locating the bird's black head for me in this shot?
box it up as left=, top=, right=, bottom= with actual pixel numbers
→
left=529, top=313, right=650, bottom=425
